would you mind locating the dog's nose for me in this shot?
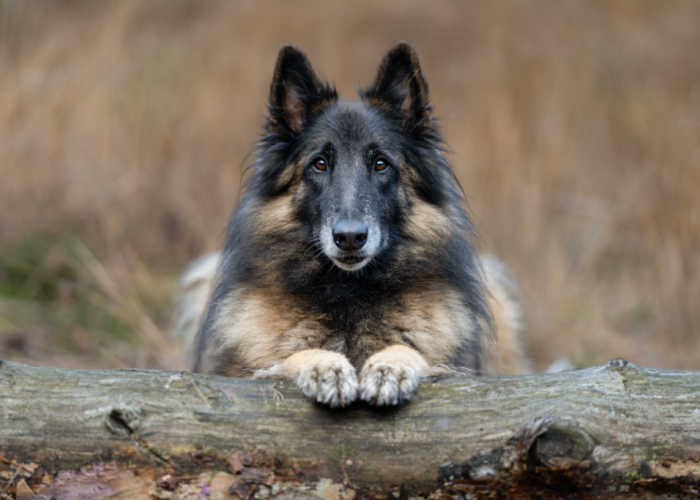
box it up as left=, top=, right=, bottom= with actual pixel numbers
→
left=332, top=220, right=368, bottom=251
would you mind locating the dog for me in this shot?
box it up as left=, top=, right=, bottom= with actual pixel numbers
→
left=174, top=43, right=531, bottom=407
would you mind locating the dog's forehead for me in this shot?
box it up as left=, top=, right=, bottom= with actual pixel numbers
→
left=308, top=101, right=395, bottom=151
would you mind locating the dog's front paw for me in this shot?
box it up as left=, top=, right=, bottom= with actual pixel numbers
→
left=359, top=345, right=429, bottom=406
left=296, top=352, right=358, bottom=407
left=359, top=362, right=421, bottom=405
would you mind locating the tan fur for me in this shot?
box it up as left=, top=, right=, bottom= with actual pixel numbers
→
left=403, top=197, right=451, bottom=242
left=382, top=287, right=474, bottom=366
left=273, top=158, right=306, bottom=195
left=200, top=281, right=480, bottom=376
left=360, top=345, right=429, bottom=377
left=253, top=194, right=297, bottom=235
left=480, top=255, right=532, bottom=375
left=180, top=252, right=530, bottom=378
left=199, top=287, right=326, bottom=375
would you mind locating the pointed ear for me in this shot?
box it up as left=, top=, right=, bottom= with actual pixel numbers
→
left=268, top=46, right=337, bottom=135
left=362, top=43, right=431, bottom=129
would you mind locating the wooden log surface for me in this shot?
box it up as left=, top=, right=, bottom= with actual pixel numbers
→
left=1, top=358, right=699, bottom=497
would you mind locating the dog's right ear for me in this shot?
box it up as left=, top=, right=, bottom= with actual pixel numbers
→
left=267, top=46, right=337, bottom=136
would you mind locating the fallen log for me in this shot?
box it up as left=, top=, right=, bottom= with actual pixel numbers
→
left=1, top=358, right=699, bottom=498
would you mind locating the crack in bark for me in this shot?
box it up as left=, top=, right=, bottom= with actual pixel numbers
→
left=105, top=407, right=172, bottom=466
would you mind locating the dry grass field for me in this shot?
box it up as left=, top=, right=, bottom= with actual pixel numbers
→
left=1, top=0, right=699, bottom=372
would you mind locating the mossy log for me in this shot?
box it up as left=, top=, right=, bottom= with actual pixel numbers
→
left=1, top=359, right=699, bottom=498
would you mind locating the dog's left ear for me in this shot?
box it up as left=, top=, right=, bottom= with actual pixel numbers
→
left=268, top=46, right=337, bottom=136
left=362, top=43, right=431, bottom=130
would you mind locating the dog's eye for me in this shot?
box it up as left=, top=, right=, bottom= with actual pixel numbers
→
left=311, top=157, right=327, bottom=172
left=374, top=158, right=389, bottom=172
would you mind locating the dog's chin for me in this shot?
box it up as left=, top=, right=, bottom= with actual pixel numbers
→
left=330, top=255, right=371, bottom=272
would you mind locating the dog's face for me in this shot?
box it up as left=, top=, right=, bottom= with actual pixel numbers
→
left=298, top=103, right=403, bottom=271
left=257, top=44, right=448, bottom=273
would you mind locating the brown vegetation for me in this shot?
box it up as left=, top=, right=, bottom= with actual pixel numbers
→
left=1, top=0, right=699, bottom=371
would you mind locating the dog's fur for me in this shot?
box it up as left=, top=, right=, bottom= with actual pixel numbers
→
left=180, top=43, right=530, bottom=406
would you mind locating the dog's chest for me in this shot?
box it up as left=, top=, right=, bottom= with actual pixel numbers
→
left=317, top=316, right=403, bottom=368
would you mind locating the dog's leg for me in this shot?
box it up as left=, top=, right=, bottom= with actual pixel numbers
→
left=254, top=349, right=358, bottom=407
left=359, top=345, right=430, bottom=406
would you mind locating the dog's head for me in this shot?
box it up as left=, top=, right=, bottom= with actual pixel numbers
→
left=253, top=43, right=461, bottom=273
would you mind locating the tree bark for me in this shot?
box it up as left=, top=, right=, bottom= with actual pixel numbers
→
left=1, top=358, right=699, bottom=498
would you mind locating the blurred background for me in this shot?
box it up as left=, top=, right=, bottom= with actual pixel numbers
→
left=1, top=0, right=698, bottom=372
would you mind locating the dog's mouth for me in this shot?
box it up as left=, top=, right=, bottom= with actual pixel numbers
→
left=337, top=255, right=364, bottom=265
left=331, top=254, right=370, bottom=272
